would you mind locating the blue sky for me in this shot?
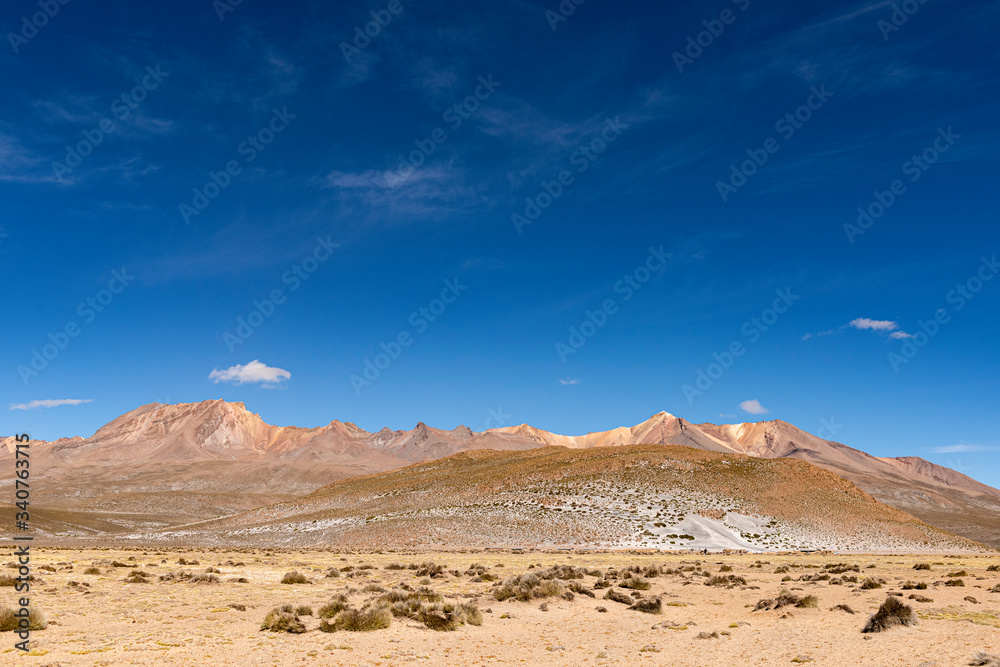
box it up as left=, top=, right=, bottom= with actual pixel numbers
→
left=2, top=0, right=998, bottom=487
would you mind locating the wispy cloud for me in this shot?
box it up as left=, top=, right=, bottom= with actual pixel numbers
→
left=930, top=444, right=1000, bottom=454
left=209, top=360, right=290, bottom=387
left=9, top=399, right=94, bottom=410
left=739, top=399, right=769, bottom=415
left=559, top=378, right=580, bottom=386
left=849, top=317, right=899, bottom=332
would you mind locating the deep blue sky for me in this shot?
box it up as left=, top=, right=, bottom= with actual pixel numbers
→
left=2, top=0, right=998, bottom=487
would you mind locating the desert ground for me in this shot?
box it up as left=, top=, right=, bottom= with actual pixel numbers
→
left=2, top=548, right=999, bottom=666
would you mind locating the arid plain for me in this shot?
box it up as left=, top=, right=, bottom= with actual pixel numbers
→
left=3, top=548, right=1000, bottom=666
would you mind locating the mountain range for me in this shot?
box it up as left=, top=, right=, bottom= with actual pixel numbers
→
left=3, top=400, right=998, bottom=548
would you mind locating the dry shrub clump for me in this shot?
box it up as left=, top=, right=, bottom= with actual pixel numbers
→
left=629, top=597, right=663, bottom=614
left=862, top=597, right=916, bottom=633
left=755, top=590, right=816, bottom=611
left=913, top=563, right=932, bottom=571
left=123, top=570, right=150, bottom=584
left=83, top=567, right=102, bottom=575
left=825, top=563, right=860, bottom=574
left=859, top=578, right=883, bottom=590
left=705, top=574, right=747, bottom=588
left=567, top=581, right=596, bottom=598
left=389, top=597, right=483, bottom=632
left=947, top=570, right=969, bottom=578
left=986, top=565, right=1000, bottom=573
left=318, top=594, right=351, bottom=619
left=319, top=606, right=392, bottom=632
left=833, top=604, right=856, bottom=614
left=281, top=571, right=309, bottom=585
left=620, top=576, right=652, bottom=590
left=493, top=573, right=565, bottom=601
left=969, top=651, right=1000, bottom=667
left=945, top=578, right=965, bottom=587
left=0, top=605, right=46, bottom=631
left=415, top=562, right=444, bottom=578
left=260, top=605, right=306, bottom=634
left=603, top=588, right=633, bottom=605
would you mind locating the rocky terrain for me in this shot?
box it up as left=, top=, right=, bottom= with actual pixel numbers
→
left=2, top=400, right=999, bottom=549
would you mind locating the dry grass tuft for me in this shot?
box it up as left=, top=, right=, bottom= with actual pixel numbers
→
left=0, top=605, right=46, bottom=632
left=862, top=597, right=916, bottom=633
left=260, top=607, right=306, bottom=633
left=319, top=606, right=392, bottom=632
left=281, top=571, right=309, bottom=585
left=969, top=651, right=1000, bottom=666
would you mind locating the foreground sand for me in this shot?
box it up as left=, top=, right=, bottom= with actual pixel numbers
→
left=3, top=548, right=999, bottom=666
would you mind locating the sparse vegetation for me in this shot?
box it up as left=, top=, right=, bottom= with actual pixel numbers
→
left=913, top=563, right=931, bottom=571
left=0, top=605, right=46, bottom=632
left=319, top=606, right=392, bottom=632
left=280, top=571, right=309, bottom=585
left=859, top=578, right=883, bottom=590
left=260, top=606, right=306, bottom=633
left=862, top=597, right=916, bottom=633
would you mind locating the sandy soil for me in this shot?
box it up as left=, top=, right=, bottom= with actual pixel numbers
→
left=2, top=548, right=999, bottom=666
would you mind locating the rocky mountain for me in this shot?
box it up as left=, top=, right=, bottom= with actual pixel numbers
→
left=2, top=400, right=998, bottom=547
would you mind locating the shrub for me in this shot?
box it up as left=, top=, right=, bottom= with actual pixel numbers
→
left=415, top=562, right=444, bottom=578
left=281, top=571, right=309, bottom=585
left=913, top=563, right=931, bottom=571
left=719, top=565, right=733, bottom=572
left=320, top=606, right=392, bottom=632
left=986, top=565, right=1000, bottom=573
left=385, top=563, right=407, bottom=570
left=706, top=574, right=747, bottom=588
left=324, top=568, right=340, bottom=578
left=862, top=596, right=915, bottom=633
left=630, top=597, right=663, bottom=614
left=603, top=588, right=633, bottom=605
left=83, top=567, right=102, bottom=575
left=205, top=567, right=222, bottom=574
left=755, top=590, right=805, bottom=611
left=832, top=604, right=855, bottom=614
left=969, top=651, right=1000, bottom=667
left=859, top=578, right=883, bottom=590
left=567, top=581, right=595, bottom=598
left=414, top=601, right=483, bottom=631
left=948, top=570, right=969, bottom=578
left=260, top=608, right=306, bottom=633
left=620, top=576, right=651, bottom=590
left=796, top=595, right=819, bottom=609
left=0, top=605, right=46, bottom=631
left=945, top=579, right=965, bottom=587
left=124, top=570, right=150, bottom=584
left=908, top=594, right=933, bottom=603
left=191, top=573, right=219, bottom=584
left=295, top=605, right=313, bottom=616
left=318, top=595, right=350, bottom=619
left=492, top=573, right=565, bottom=601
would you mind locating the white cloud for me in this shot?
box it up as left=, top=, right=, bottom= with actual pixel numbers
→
left=890, top=331, right=914, bottom=339
left=718, top=413, right=737, bottom=419
left=209, top=360, right=290, bottom=387
left=9, top=399, right=93, bottom=410
left=930, top=444, right=1000, bottom=454
left=559, top=378, right=580, bottom=385
left=849, top=317, right=899, bottom=332
left=739, top=399, right=769, bottom=415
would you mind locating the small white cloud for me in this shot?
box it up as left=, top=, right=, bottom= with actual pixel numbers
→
left=930, top=444, right=999, bottom=454
left=718, top=413, right=737, bottom=419
left=849, top=317, right=899, bottom=332
left=890, top=331, right=914, bottom=339
left=559, top=378, right=580, bottom=385
left=9, top=398, right=93, bottom=411
left=801, top=333, right=813, bottom=341
left=209, top=360, right=290, bottom=387
left=739, top=399, right=769, bottom=415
